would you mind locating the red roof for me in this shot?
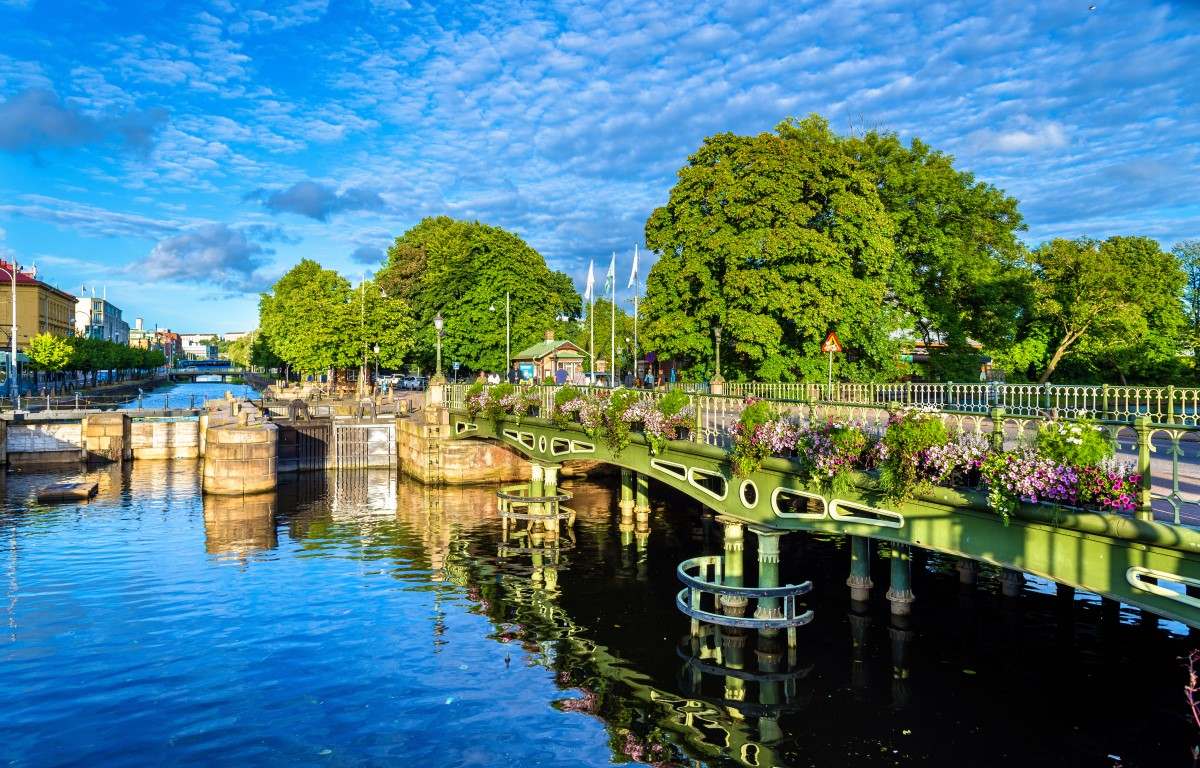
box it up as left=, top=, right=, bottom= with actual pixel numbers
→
left=0, top=260, right=75, bottom=300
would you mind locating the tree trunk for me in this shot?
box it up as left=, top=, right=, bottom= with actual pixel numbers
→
left=1037, top=333, right=1075, bottom=385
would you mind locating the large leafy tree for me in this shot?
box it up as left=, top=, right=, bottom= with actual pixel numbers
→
left=845, top=131, right=1029, bottom=380
left=259, top=259, right=414, bottom=378
left=1026, top=236, right=1185, bottom=383
left=1174, top=240, right=1200, bottom=354
left=642, top=115, right=902, bottom=381
left=377, top=216, right=580, bottom=373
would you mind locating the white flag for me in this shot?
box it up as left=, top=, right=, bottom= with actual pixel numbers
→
left=584, top=259, right=595, bottom=302
left=626, top=244, right=639, bottom=290
left=604, top=252, right=615, bottom=295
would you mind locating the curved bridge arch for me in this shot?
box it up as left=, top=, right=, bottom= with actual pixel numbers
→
left=448, top=411, right=1200, bottom=627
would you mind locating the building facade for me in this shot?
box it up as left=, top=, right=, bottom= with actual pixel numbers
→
left=511, top=331, right=586, bottom=382
left=75, top=296, right=130, bottom=344
left=0, top=262, right=76, bottom=351
left=179, top=333, right=219, bottom=359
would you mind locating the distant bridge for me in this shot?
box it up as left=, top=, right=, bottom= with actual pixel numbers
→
left=170, top=360, right=245, bottom=380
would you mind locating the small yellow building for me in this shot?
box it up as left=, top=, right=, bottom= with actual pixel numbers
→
left=0, top=262, right=77, bottom=350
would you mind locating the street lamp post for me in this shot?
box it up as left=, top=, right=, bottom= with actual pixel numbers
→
left=373, top=343, right=380, bottom=388
left=433, top=313, right=445, bottom=379
left=713, top=324, right=723, bottom=382
left=489, top=292, right=511, bottom=376
left=0, top=261, right=20, bottom=405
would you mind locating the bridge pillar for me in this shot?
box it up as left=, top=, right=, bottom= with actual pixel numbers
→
left=999, top=568, right=1024, bottom=598
left=718, top=517, right=748, bottom=617
left=720, top=627, right=747, bottom=703
left=753, top=528, right=784, bottom=625
left=755, top=632, right=785, bottom=744
left=956, top=558, right=979, bottom=587
left=885, top=545, right=915, bottom=616
left=846, top=536, right=873, bottom=603
left=619, top=468, right=635, bottom=545
left=849, top=608, right=872, bottom=692
left=890, top=618, right=914, bottom=708
left=634, top=472, right=650, bottom=536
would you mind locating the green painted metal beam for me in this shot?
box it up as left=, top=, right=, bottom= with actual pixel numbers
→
left=449, top=411, right=1200, bottom=627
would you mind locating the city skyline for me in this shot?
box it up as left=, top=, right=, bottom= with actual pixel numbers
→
left=1, top=0, right=1197, bottom=331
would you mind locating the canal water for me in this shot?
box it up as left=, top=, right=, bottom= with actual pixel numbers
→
left=0, top=463, right=1194, bottom=765
left=118, top=379, right=259, bottom=409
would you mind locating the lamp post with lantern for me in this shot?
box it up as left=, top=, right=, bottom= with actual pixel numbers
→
left=711, top=324, right=724, bottom=395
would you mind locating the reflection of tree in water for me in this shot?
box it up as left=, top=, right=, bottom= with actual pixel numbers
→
left=274, top=471, right=798, bottom=766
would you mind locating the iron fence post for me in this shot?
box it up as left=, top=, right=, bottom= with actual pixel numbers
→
left=1134, top=415, right=1154, bottom=522
left=1168, top=385, right=1177, bottom=425
left=989, top=407, right=1006, bottom=452
left=1101, top=383, right=1109, bottom=421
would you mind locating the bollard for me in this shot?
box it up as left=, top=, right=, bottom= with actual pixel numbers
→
left=1134, top=415, right=1154, bottom=522
left=164, top=395, right=170, bottom=410
left=75, top=392, right=80, bottom=410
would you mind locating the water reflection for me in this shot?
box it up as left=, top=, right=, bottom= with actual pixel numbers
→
left=0, top=462, right=1195, bottom=766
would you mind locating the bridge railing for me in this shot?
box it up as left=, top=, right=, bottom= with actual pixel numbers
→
left=676, top=555, right=812, bottom=647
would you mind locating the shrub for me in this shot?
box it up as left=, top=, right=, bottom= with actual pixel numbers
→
left=658, top=389, right=690, bottom=418
left=729, top=399, right=794, bottom=478
left=551, top=385, right=582, bottom=428
left=465, top=381, right=487, bottom=419
left=484, top=383, right=515, bottom=423
left=1036, top=419, right=1112, bottom=467
left=879, top=409, right=949, bottom=501
left=602, top=388, right=641, bottom=453
left=794, top=421, right=870, bottom=493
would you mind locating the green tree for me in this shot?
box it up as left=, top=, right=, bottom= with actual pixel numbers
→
left=569, top=297, right=636, bottom=372
left=844, top=131, right=1030, bottom=380
left=259, top=260, right=415, bottom=380
left=225, top=332, right=254, bottom=368
left=1027, top=236, right=1185, bottom=383
left=642, top=115, right=902, bottom=381
left=26, top=332, right=72, bottom=372
left=377, top=216, right=580, bottom=374
left=1174, top=240, right=1200, bottom=353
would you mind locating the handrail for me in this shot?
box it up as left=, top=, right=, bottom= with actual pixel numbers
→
left=676, top=555, right=812, bottom=598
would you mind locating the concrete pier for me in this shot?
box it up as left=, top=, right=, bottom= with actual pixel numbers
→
left=202, top=422, right=278, bottom=495
left=83, top=412, right=131, bottom=463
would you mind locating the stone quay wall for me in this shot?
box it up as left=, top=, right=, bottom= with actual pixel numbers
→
left=202, top=422, right=278, bottom=495
left=396, top=410, right=530, bottom=485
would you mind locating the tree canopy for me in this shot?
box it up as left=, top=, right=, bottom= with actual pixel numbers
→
left=1020, top=236, right=1186, bottom=383
left=641, top=115, right=902, bottom=381
left=376, top=216, right=581, bottom=373
left=844, top=131, right=1028, bottom=380
left=259, top=259, right=414, bottom=375
left=26, top=332, right=73, bottom=372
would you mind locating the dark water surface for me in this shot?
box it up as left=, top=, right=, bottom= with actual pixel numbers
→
left=0, top=461, right=1194, bottom=766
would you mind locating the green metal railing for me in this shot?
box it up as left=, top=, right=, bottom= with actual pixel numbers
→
left=445, top=382, right=1200, bottom=529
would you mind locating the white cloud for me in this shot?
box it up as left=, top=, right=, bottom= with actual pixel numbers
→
left=981, top=121, right=1069, bottom=154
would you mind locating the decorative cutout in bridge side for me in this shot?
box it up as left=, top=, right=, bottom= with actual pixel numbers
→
left=829, top=500, right=904, bottom=528
left=569, top=440, right=594, bottom=454
left=550, top=438, right=571, bottom=456
left=1127, top=567, right=1200, bottom=610
left=454, top=421, right=478, bottom=435
left=501, top=429, right=537, bottom=450
left=687, top=467, right=728, bottom=501
left=537, top=436, right=548, bottom=453
left=650, top=458, right=688, bottom=480
left=739, top=480, right=759, bottom=509
left=771, top=487, right=827, bottom=519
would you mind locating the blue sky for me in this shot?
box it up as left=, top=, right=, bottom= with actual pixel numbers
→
left=0, top=0, right=1197, bottom=333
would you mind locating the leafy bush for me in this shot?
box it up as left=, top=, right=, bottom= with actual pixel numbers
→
left=729, top=399, right=789, bottom=478
left=879, top=409, right=948, bottom=501
left=795, top=421, right=871, bottom=493
left=658, top=389, right=690, bottom=418
left=465, top=381, right=487, bottom=418
left=1035, top=419, right=1112, bottom=466
left=551, top=385, right=582, bottom=428
left=484, top=383, right=515, bottom=423
left=602, top=388, right=641, bottom=453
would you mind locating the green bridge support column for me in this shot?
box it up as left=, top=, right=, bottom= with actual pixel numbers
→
left=846, top=536, right=873, bottom=603
left=752, top=528, right=784, bottom=629
left=886, top=545, right=915, bottom=617
left=619, top=468, right=635, bottom=545
left=755, top=633, right=784, bottom=744
left=543, top=463, right=561, bottom=543
left=720, top=627, right=747, bottom=704
left=718, top=517, right=748, bottom=617
left=634, top=472, right=650, bottom=548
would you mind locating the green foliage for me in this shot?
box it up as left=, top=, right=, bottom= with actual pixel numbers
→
left=728, top=399, right=781, bottom=478
left=377, top=216, right=580, bottom=374
left=570, top=297, right=634, bottom=367
left=658, top=389, right=690, bottom=418
left=879, top=410, right=948, bottom=501
left=642, top=115, right=903, bottom=382
left=602, top=389, right=640, bottom=453
left=485, top=383, right=514, bottom=423
left=1024, top=236, right=1186, bottom=383
left=26, top=332, right=72, bottom=372
left=551, top=385, right=581, bottom=428
left=1175, top=240, right=1200, bottom=355
left=845, top=131, right=1029, bottom=380
left=259, top=259, right=415, bottom=375
left=1035, top=420, right=1112, bottom=467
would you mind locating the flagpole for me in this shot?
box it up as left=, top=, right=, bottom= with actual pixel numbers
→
left=589, top=294, right=594, bottom=383
left=610, top=253, right=616, bottom=387
left=632, top=244, right=639, bottom=384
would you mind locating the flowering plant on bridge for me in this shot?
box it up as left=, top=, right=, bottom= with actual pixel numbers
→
left=794, top=421, right=876, bottom=493
left=980, top=449, right=1139, bottom=523
left=917, top=432, right=989, bottom=488
left=620, top=397, right=695, bottom=455
left=1035, top=419, right=1113, bottom=466
left=729, top=398, right=792, bottom=478
left=879, top=408, right=950, bottom=502
left=465, top=381, right=488, bottom=419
